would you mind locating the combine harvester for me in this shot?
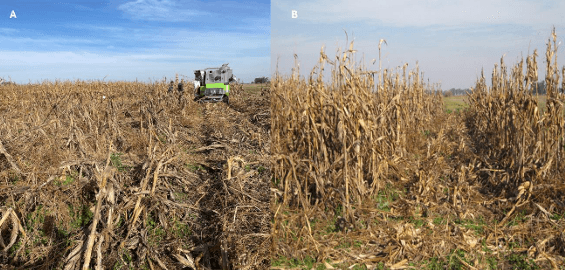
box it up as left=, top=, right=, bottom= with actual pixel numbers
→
left=193, top=63, right=237, bottom=104
left=0, top=78, right=15, bottom=86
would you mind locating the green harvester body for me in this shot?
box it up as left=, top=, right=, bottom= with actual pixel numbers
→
left=193, top=63, right=236, bottom=104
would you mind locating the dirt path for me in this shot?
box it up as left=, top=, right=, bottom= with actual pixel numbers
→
left=182, top=88, right=271, bottom=268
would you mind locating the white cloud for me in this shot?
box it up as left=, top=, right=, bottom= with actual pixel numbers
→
left=0, top=36, right=106, bottom=48
left=117, top=0, right=209, bottom=22
left=0, top=28, right=19, bottom=34
left=0, top=51, right=269, bottom=84
left=0, top=51, right=238, bottom=66
left=1, top=27, right=268, bottom=56
left=123, top=29, right=269, bottom=51
left=0, top=51, right=119, bottom=65
left=65, top=24, right=126, bottom=32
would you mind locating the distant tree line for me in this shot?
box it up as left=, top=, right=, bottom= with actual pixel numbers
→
left=443, top=81, right=565, bottom=97
left=528, top=81, right=565, bottom=95
left=443, top=88, right=471, bottom=97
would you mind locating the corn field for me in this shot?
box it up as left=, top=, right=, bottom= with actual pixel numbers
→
left=0, top=78, right=271, bottom=269
left=271, top=29, right=565, bottom=269
left=467, top=29, right=565, bottom=193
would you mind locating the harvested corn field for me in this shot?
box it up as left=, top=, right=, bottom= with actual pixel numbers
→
left=271, top=30, right=565, bottom=269
left=0, top=80, right=271, bottom=269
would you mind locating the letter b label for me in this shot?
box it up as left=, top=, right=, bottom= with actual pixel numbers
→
left=292, top=10, right=297, bottom=19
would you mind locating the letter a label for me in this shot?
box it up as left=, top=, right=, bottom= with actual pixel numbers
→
left=10, top=10, right=16, bottom=18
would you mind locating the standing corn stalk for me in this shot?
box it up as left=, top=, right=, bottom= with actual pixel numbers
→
left=271, top=38, right=442, bottom=220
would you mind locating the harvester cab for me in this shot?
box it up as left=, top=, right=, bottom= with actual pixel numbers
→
left=193, top=63, right=236, bottom=104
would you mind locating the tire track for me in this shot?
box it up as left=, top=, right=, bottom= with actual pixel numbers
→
left=190, top=92, right=271, bottom=268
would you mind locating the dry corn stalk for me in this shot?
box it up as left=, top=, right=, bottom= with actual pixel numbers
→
left=272, top=38, right=442, bottom=217
left=0, top=208, right=26, bottom=253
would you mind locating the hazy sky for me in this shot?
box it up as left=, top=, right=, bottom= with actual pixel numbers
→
left=272, top=0, right=565, bottom=90
left=1, top=0, right=269, bottom=84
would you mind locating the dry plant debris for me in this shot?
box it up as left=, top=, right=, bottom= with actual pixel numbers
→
left=271, top=29, right=565, bottom=269
left=0, top=79, right=271, bottom=269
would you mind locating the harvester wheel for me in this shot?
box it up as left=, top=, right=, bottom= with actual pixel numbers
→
left=223, top=95, right=229, bottom=105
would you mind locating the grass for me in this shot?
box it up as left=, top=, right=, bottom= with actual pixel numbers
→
left=444, top=94, right=550, bottom=114
left=443, top=95, right=468, bottom=113
left=272, top=256, right=316, bottom=269
left=242, top=83, right=268, bottom=93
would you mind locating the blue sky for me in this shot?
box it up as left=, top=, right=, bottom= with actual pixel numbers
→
left=272, top=0, right=565, bottom=90
left=1, top=0, right=270, bottom=84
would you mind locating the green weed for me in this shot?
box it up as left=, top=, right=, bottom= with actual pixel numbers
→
left=424, top=257, right=443, bottom=270
left=487, top=256, right=498, bottom=269
left=55, top=174, right=76, bottom=186
left=335, top=204, right=343, bottom=217
left=69, top=204, right=93, bottom=229
left=158, top=133, right=167, bottom=144
left=174, top=220, right=191, bottom=238
left=9, top=172, right=20, bottom=184
left=258, top=166, right=266, bottom=173
left=272, top=177, right=281, bottom=186
left=410, top=217, right=425, bottom=228
left=454, top=216, right=485, bottom=235
left=110, top=152, right=130, bottom=172
left=354, top=240, right=363, bottom=248
left=186, top=163, right=204, bottom=172
left=174, top=192, right=189, bottom=202
left=551, top=212, right=564, bottom=221
left=423, top=130, right=431, bottom=137
left=507, top=210, right=527, bottom=227
left=147, top=212, right=165, bottom=245
left=25, top=205, right=47, bottom=232
left=8, top=239, right=22, bottom=256
left=507, top=253, right=539, bottom=269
